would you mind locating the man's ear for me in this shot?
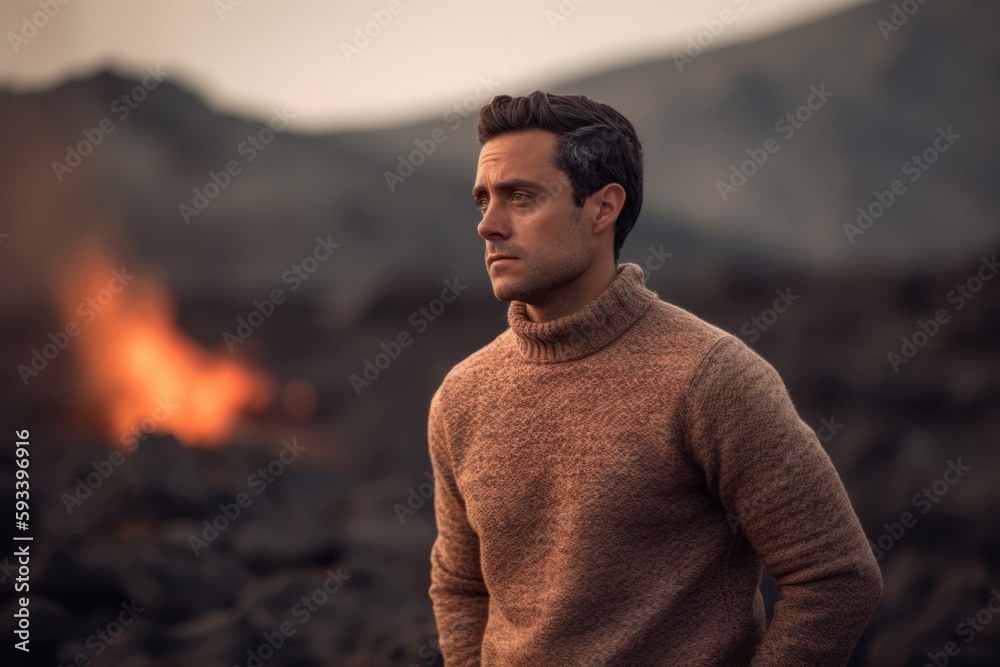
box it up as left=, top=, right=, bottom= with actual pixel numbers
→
left=590, top=183, right=626, bottom=235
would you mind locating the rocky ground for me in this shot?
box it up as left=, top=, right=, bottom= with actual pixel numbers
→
left=1, top=251, right=997, bottom=666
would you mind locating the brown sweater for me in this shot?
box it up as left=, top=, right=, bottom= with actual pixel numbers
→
left=427, top=262, right=883, bottom=666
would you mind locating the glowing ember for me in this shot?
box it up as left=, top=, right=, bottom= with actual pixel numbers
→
left=56, top=250, right=273, bottom=448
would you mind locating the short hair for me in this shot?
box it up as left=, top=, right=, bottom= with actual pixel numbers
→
left=476, top=90, right=644, bottom=262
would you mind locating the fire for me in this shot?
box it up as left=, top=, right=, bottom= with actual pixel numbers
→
left=56, top=249, right=273, bottom=448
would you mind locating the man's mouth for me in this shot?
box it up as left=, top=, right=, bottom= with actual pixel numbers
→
left=487, top=254, right=518, bottom=267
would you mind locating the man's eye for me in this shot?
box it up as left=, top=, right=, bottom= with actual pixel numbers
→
left=475, top=194, right=530, bottom=212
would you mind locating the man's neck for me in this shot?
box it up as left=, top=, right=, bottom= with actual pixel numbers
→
left=524, top=260, right=619, bottom=323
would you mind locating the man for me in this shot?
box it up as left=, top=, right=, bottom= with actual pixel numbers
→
left=427, top=90, right=882, bottom=666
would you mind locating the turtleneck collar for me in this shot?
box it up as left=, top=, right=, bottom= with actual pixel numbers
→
left=507, top=262, right=658, bottom=364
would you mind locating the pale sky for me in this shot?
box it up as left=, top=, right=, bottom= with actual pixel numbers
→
left=0, top=0, right=870, bottom=132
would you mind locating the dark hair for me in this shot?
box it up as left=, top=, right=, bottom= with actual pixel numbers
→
left=476, top=90, right=644, bottom=262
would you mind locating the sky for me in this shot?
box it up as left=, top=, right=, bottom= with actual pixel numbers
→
left=0, top=0, right=870, bottom=132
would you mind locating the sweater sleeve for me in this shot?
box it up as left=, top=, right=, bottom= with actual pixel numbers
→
left=427, top=381, right=490, bottom=666
left=682, top=335, right=883, bottom=666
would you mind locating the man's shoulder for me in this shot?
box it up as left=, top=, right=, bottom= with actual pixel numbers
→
left=636, top=296, right=785, bottom=388
left=638, top=299, right=801, bottom=438
left=647, top=298, right=790, bottom=396
left=430, top=328, right=515, bottom=406
left=639, top=296, right=733, bottom=358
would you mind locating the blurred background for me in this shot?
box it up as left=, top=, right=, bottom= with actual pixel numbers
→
left=0, top=0, right=998, bottom=665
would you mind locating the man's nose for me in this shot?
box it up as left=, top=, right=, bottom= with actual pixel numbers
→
left=477, top=202, right=509, bottom=240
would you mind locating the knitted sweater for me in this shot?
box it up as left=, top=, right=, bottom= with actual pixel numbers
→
left=427, top=262, right=883, bottom=666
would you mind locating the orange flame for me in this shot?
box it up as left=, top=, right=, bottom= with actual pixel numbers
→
left=56, top=250, right=272, bottom=448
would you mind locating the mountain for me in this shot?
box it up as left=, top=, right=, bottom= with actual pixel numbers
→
left=0, top=0, right=996, bottom=318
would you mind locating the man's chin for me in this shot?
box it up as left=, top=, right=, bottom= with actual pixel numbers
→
left=491, top=284, right=516, bottom=302
left=490, top=278, right=529, bottom=303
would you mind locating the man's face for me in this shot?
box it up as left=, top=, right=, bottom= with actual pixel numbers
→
left=472, top=128, right=592, bottom=304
